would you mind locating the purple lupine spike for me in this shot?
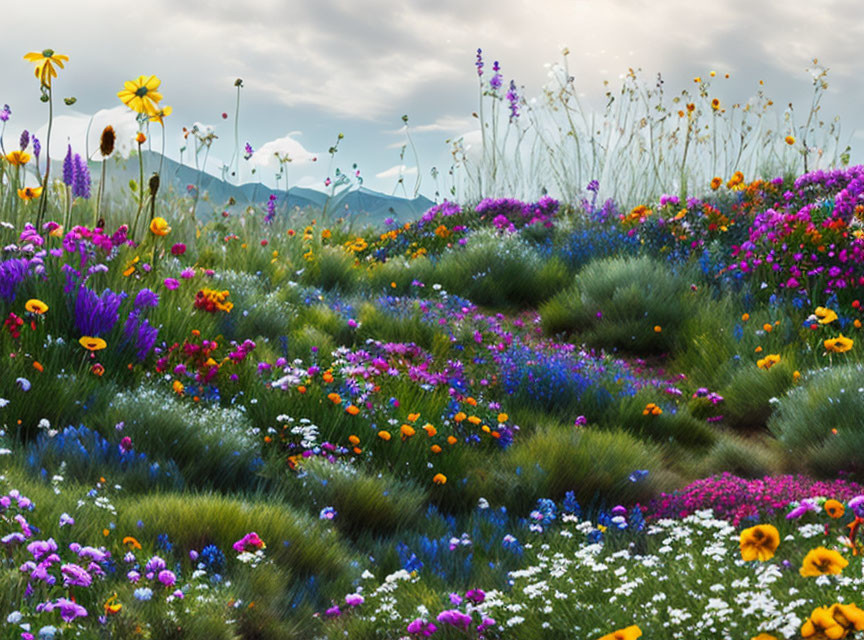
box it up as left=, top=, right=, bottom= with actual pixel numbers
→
left=506, top=80, right=520, bottom=121
left=19, top=129, right=29, bottom=151
left=72, top=153, right=91, bottom=198
left=475, top=48, right=483, bottom=76
left=63, top=145, right=74, bottom=186
left=73, top=285, right=125, bottom=336
left=32, top=136, right=40, bottom=161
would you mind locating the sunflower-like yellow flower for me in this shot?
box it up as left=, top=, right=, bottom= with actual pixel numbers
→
left=149, top=105, right=173, bottom=125
left=825, top=500, right=845, bottom=519
left=23, top=49, right=69, bottom=88
left=79, top=336, right=107, bottom=351
left=801, top=605, right=848, bottom=639
left=5, top=150, right=31, bottom=166
left=831, top=603, right=864, bottom=633
left=25, top=299, right=49, bottom=314
left=597, top=625, right=642, bottom=640
left=149, top=217, right=171, bottom=236
left=740, top=524, right=780, bottom=561
left=825, top=334, right=854, bottom=353
left=117, top=75, right=163, bottom=116
left=800, top=547, right=849, bottom=577
left=18, top=186, right=43, bottom=202
left=756, top=354, right=781, bottom=370
left=815, top=306, right=838, bottom=324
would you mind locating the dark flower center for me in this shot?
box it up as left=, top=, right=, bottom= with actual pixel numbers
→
left=135, top=86, right=149, bottom=97
left=42, top=49, right=54, bottom=58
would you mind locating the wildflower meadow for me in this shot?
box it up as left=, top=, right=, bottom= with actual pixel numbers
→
left=3, top=38, right=864, bottom=640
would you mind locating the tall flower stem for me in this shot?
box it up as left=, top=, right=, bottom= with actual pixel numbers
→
left=132, top=139, right=145, bottom=237
left=36, top=86, right=53, bottom=227
left=94, top=159, right=107, bottom=226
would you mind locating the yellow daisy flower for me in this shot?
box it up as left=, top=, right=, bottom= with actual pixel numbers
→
left=117, top=75, right=163, bottom=116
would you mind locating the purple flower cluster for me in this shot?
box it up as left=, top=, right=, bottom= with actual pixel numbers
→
left=62, top=145, right=92, bottom=198
left=475, top=195, right=559, bottom=230
left=648, top=473, right=864, bottom=525
left=265, top=194, right=277, bottom=223
left=419, top=200, right=462, bottom=227
left=73, top=285, right=126, bottom=336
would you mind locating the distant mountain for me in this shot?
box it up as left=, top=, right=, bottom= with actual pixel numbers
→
left=101, top=151, right=434, bottom=224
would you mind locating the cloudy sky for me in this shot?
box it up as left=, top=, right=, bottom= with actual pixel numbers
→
left=1, top=0, right=863, bottom=200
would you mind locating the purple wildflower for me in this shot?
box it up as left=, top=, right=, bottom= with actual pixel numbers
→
left=506, top=80, right=519, bottom=121
left=157, top=570, right=177, bottom=586
left=63, top=145, right=75, bottom=186
left=61, top=563, right=93, bottom=587
left=244, top=142, right=254, bottom=160
left=44, top=597, right=88, bottom=623
left=134, top=289, right=159, bottom=310
left=72, top=153, right=92, bottom=198
left=407, top=619, right=437, bottom=636
left=73, top=285, right=125, bottom=336
left=0, top=258, right=33, bottom=301
left=345, top=593, right=364, bottom=607
left=265, top=194, right=277, bottom=223
left=437, top=609, right=472, bottom=630
left=32, top=135, right=40, bottom=161
left=475, top=48, right=483, bottom=76
left=19, top=129, right=29, bottom=151
left=0, top=104, right=10, bottom=122
left=490, top=61, right=502, bottom=91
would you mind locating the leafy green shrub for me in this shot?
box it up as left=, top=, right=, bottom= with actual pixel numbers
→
left=694, top=433, right=785, bottom=478
left=234, top=292, right=297, bottom=340
left=541, top=255, right=692, bottom=354
left=296, top=460, right=428, bottom=536
left=303, top=246, right=358, bottom=291
left=720, top=358, right=796, bottom=431
left=355, top=302, right=437, bottom=349
left=483, top=426, right=673, bottom=515
left=769, top=364, right=864, bottom=478
left=115, top=493, right=356, bottom=582
left=433, top=229, right=568, bottom=309
left=603, top=395, right=717, bottom=449
left=95, top=386, right=261, bottom=490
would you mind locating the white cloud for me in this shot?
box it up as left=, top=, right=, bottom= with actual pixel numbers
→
left=249, top=133, right=318, bottom=170
left=375, top=164, right=418, bottom=179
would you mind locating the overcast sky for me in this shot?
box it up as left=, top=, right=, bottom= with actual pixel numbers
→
left=1, top=0, right=863, bottom=200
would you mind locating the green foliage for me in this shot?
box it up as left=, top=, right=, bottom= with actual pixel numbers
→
left=694, top=432, right=786, bottom=478
left=483, top=426, right=673, bottom=515
left=541, top=255, right=693, bottom=354
left=720, top=359, right=796, bottom=431
left=770, top=364, right=864, bottom=478
left=602, top=394, right=717, bottom=449
left=433, top=229, right=568, bottom=309
left=303, top=246, right=359, bottom=292
left=296, top=460, right=428, bottom=536
left=94, top=386, right=261, bottom=490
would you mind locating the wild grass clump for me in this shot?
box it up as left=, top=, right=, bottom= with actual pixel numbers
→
left=483, top=426, right=672, bottom=515
left=541, top=255, right=692, bottom=355
left=770, top=364, right=864, bottom=478
left=603, top=394, right=717, bottom=450
left=433, top=229, right=568, bottom=309
left=294, top=459, right=428, bottom=537
left=95, top=386, right=261, bottom=490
